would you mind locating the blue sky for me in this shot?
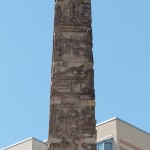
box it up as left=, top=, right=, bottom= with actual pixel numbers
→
left=0, top=0, right=150, bottom=149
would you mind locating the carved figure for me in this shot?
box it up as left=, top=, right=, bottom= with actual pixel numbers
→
left=51, top=108, right=66, bottom=138
left=67, top=110, right=79, bottom=137
left=81, top=109, right=96, bottom=135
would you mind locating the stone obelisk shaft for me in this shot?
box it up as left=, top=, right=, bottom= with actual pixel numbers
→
left=48, top=0, right=96, bottom=150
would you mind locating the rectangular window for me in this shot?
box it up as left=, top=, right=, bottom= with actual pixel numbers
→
left=105, top=142, right=112, bottom=150
left=97, top=139, right=112, bottom=150
left=97, top=142, right=103, bottom=150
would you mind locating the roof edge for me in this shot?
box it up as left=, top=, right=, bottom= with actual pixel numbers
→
left=96, top=117, right=150, bottom=135
left=1, top=137, right=47, bottom=150
left=96, top=117, right=117, bottom=127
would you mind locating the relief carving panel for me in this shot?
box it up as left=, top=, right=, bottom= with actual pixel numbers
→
left=50, top=139, right=70, bottom=150
left=82, top=143, right=96, bottom=150
left=54, top=39, right=93, bottom=63
left=52, top=66, right=94, bottom=99
left=55, top=0, right=91, bottom=26
left=81, top=109, right=96, bottom=136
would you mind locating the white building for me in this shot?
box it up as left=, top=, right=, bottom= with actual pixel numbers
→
left=1, top=117, right=150, bottom=150
left=97, top=117, right=150, bottom=150
left=1, top=137, right=48, bottom=150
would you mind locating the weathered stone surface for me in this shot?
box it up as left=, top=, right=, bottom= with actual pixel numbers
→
left=48, top=0, right=96, bottom=150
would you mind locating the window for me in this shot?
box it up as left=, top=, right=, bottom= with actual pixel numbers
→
left=97, top=139, right=113, bottom=150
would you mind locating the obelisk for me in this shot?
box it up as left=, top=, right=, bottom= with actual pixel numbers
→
left=48, top=0, right=96, bottom=150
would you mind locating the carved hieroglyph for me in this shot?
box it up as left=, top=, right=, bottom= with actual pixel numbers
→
left=48, top=0, right=96, bottom=150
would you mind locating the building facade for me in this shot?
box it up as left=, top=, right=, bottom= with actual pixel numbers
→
left=97, top=117, right=150, bottom=150
left=1, top=118, right=150, bottom=150
left=1, top=137, right=48, bottom=150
